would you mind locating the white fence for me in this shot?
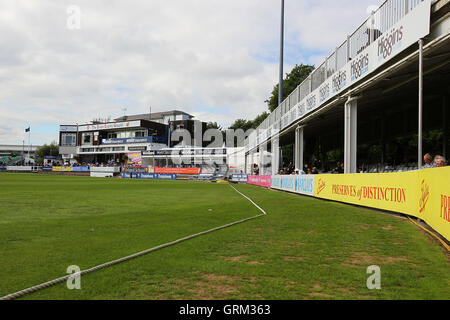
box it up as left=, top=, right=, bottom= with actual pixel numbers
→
left=90, top=166, right=121, bottom=178
left=6, top=166, right=41, bottom=171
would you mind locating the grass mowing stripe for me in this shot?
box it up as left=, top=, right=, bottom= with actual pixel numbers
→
left=0, top=181, right=267, bottom=300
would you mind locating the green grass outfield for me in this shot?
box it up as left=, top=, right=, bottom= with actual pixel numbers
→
left=0, top=173, right=448, bottom=300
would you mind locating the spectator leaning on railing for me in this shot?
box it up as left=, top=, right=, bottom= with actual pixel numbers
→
left=434, top=155, right=447, bottom=167
left=423, top=153, right=436, bottom=169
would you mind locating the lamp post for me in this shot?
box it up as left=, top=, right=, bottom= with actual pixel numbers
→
left=278, top=0, right=285, bottom=107
left=418, top=39, right=423, bottom=169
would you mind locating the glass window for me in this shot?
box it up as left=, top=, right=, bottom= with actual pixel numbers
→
left=61, top=133, right=76, bottom=146
left=82, top=133, right=92, bottom=145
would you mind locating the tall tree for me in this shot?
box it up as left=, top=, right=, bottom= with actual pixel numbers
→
left=228, top=111, right=270, bottom=131
left=251, top=112, right=269, bottom=129
left=206, top=121, right=222, bottom=130
left=229, top=119, right=253, bottom=132
left=34, top=142, right=59, bottom=164
left=265, top=63, right=315, bottom=112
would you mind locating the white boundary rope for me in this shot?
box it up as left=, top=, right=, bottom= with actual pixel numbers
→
left=0, top=183, right=266, bottom=300
left=229, top=184, right=267, bottom=215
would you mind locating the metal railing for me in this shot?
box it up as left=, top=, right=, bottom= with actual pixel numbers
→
left=246, top=0, right=426, bottom=151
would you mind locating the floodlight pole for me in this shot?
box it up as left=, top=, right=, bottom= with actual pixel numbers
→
left=278, top=0, right=284, bottom=107
left=28, top=128, right=31, bottom=161
left=418, top=39, right=423, bottom=169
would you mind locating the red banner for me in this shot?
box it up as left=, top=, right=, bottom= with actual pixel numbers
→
left=248, top=175, right=271, bottom=188
left=154, top=167, right=200, bottom=174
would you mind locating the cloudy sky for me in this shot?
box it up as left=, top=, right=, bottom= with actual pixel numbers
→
left=0, top=0, right=380, bottom=145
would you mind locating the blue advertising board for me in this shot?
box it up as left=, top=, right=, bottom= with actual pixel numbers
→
left=71, top=166, right=90, bottom=172
left=41, top=166, right=53, bottom=171
left=270, top=175, right=315, bottom=196
left=141, top=173, right=177, bottom=180
left=231, top=174, right=248, bottom=183
left=102, top=136, right=167, bottom=145
left=0, top=166, right=6, bottom=171
left=197, top=174, right=214, bottom=180
left=121, top=173, right=177, bottom=180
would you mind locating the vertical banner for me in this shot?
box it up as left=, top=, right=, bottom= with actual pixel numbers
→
left=127, top=152, right=142, bottom=165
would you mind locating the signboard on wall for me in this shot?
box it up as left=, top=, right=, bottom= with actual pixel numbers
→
left=60, top=126, right=78, bottom=132
left=143, top=149, right=227, bottom=156
left=78, top=121, right=141, bottom=132
left=101, top=137, right=165, bottom=145
left=271, top=175, right=315, bottom=196
left=127, top=152, right=142, bottom=165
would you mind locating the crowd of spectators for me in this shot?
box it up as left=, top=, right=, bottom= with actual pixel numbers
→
left=73, top=161, right=120, bottom=168
left=423, top=153, right=447, bottom=168
left=252, top=152, right=447, bottom=176
left=49, top=159, right=122, bottom=168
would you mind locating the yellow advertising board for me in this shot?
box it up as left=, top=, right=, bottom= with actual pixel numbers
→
left=52, top=166, right=72, bottom=172
left=314, top=167, right=449, bottom=241
left=416, top=167, right=450, bottom=241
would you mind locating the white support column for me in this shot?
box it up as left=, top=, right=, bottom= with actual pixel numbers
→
left=259, top=142, right=267, bottom=176
left=271, top=135, right=280, bottom=175
left=344, top=96, right=358, bottom=173
left=294, top=126, right=304, bottom=171
left=418, top=38, right=424, bottom=169
left=244, top=153, right=248, bottom=174
left=246, top=152, right=252, bottom=175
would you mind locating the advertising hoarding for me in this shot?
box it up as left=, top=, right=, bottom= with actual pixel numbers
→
left=314, top=167, right=449, bottom=241
left=271, top=175, right=315, bottom=196
left=154, top=167, right=200, bottom=174
left=248, top=175, right=271, bottom=188
left=231, top=174, right=248, bottom=183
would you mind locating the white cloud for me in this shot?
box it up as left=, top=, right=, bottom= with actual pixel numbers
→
left=0, top=0, right=381, bottom=144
